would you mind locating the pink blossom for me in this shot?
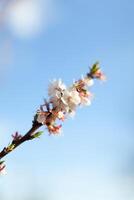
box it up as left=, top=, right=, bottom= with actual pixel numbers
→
left=93, top=69, right=106, bottom=81
left=12, top=132, right=22, bottom=141
left=37, top=111, right=47, bottom=124
left=48, top=79, right=66, bottom=98
left=0, top=163, right=6, bottom=175
left=48, top=124, right=62, bottom=135
left=36, top=63, right=105, bottom=136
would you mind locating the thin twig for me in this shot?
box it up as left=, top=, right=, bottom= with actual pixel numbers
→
left=0, top=122, right=42, bottom=160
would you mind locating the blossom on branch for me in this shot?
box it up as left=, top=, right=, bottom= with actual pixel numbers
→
left=48, top=124, right=62, bottom=135
left=87, top=62, right=106, bottom=81
left=48, top=79, right=66, bottom=98
left=0, top=62, right=106, bottom=175
left=37, top=62, right=106, bottom=135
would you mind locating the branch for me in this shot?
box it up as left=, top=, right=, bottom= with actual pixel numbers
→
left=0, top=62, right=106, bottom=174
left=0, top=121, right=42, bottom=160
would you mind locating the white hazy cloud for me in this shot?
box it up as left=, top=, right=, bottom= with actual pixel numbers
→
left=4, top=0, right=57, bottom=38
left=0, top=0, right=57, bottom=80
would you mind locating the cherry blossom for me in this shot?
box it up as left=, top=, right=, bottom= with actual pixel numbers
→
left=0, top=162, right=6, bottom=175
left=37, top=63, right=106, bottom=134
left=0, top=62, right=105, bottom=174
left=48, top=79, right=66, bottom=98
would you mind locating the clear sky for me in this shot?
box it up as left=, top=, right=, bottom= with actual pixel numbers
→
left=0, top=0, right=134, bottom=200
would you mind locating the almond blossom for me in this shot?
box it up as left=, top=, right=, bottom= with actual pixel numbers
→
left=36, top=111, right=47, bottom=124
left=83, top=77, right=94, bottom=86
left=87, top=62, right=106, bottom=81
left=48, top=79, right=66, bottom=98
left=62, top=88, right=81, bottom=113
left=0, top=62, right=106, bottom=173
left=37, top=62, right=106, bottom=135
left=92, top=68, right=106, bottom=80
left=56, top=111, right=65, bottom=121
left=48, top=124, right=62, bottom=135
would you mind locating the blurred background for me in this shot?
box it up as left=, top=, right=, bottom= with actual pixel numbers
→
left=0, top=0, right=134, bottom=199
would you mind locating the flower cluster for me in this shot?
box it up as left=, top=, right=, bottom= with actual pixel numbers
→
left=0, top=62, right=106, bottom=176
left=36, top=63, right=105, bottom=135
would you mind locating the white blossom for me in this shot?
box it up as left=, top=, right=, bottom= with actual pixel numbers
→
left=67, top=89, right=81, bottom=105
left=63, top=88, right=81, bottom=112
left=57, top=111, right=65, bottom=120
left=48, top=79, right=66, bottom=98
left=79, top=90, right=92, bottom=106
left=83, top=77, right=94, bottom=86
left=37, top=112, right=46, bottom=124
left=80, top=96, right=91, bottom=106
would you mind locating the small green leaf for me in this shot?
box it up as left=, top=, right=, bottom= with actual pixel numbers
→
left=6, top=143, right=15, bottom=151
left=90, top=62, right=99, bottom=74
left=33, top=131, right=44, bottom=138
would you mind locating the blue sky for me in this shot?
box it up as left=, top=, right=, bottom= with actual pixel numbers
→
left=0, top=0, right=134, bottom=199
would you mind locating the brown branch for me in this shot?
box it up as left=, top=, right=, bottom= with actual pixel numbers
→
left=0, top=122, right=42, bottom=160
